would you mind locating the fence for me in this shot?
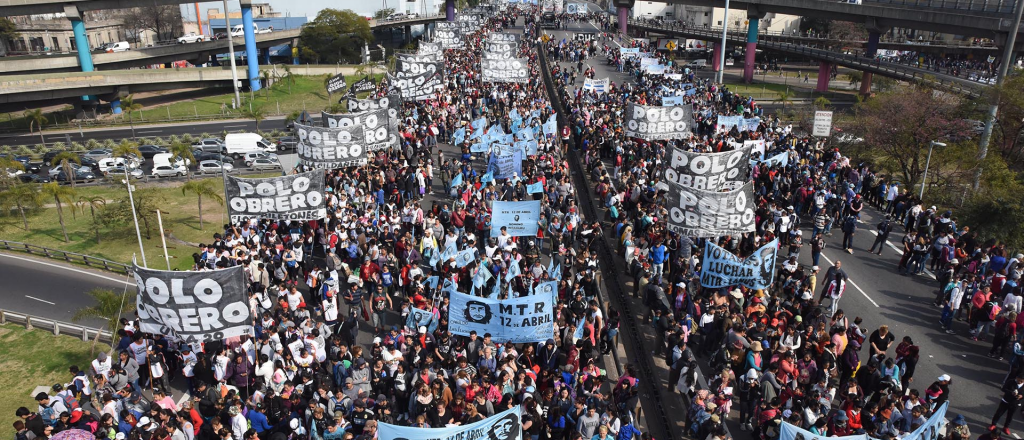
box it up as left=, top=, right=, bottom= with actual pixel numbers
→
left=0, top=309, right=114, bottom=344
left=0, top=240, right=132, bottom=275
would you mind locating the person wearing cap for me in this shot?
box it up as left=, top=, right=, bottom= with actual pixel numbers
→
left=925, top=374, right=952, bottom=409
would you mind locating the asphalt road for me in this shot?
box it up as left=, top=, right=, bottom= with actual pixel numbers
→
left=545, top=15, right=1007, bottom=436
left=0, top=117, right=294, bottom=148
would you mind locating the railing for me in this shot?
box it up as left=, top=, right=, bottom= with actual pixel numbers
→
left=0, top=309, right=114, bottom=344
left=862, top=0, right=1017, bottom=14
left=0, top=240, right=131, bottom=275
left=628, top=20, right=985, bottom=96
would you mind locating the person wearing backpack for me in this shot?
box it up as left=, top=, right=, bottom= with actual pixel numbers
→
left=868, top=215, right=894, bottom=256
left=841, top=215, right=857, bottom=254
left=35, top=392, right=68, bottom=427
left=973, top=301, right=1001, bottom=342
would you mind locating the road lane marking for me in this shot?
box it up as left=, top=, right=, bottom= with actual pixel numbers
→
left=818, top=252, right=881, bottom=308
left=868, top=230, right=937, bottom=280
left=138, top=130, right=163, bottom=134
left=224, top=125, right=247, bottom=128
left=25, top=295, right=55, bottom=305
left=588, top=21, right=621, bottom=47
left=0, top=253, right=133, bottom=285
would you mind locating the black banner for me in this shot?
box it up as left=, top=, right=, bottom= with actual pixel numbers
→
left=345, top=93, right=401, bottom=121
left=664, top=146, right=752, bottom=191
left=482, top=58, right=529, bottom=83
left=456, top=13, right=483, bottom=33
left=484, top=41, right=516, bottom=59
left=294, top=122, right=368, bottom=169
left=321, top=108, right=398, bottom=152
left=224, top=170, right=326, bottom=223
left=662, top=181, right=756, bottom=237
left=435, top=22, right=464, bottom=49
left=489, top=33, right=519, bottom=43
left=418, top=41, right=442, bottom=55
left=394, top=54, right=444, bottom=101
left=326, top=73, right=347, bottom=94
left=351, top=77, right=377, bottom=94
left=624, top=102, right=695, bottom=140
left=134, top=265, right=251, bottom=343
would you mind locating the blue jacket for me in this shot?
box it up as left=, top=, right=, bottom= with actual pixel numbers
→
left=248, top=411, right=273, bottom=433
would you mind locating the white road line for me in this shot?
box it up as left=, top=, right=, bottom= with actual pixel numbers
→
left=137, top=130, right=163, bottom=134
left=25, top=295, right=56, bottom=305
left=588, top=21, right=620, bottom=47
left=0, top=252, right=133, bottom=285
left=224, top=125, right=247, bottom=128
left=868, top=230, right=937, bottom=280
left=818, top=252, right=881, bottom=308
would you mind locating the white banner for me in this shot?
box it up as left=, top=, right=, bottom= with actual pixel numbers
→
left=624, top=103, right=695, bottom=140
left=491, top=200, right=541, bottom=237
left=482, top=58, right=529, bottom=83
left=583, top=77, right=609, bottom=94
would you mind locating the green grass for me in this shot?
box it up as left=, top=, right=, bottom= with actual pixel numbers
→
left=723, top=81, right=854, bottom=101
left=0, top=175, right=256, bottom=270
left=0, top=324, right=112, bottom=438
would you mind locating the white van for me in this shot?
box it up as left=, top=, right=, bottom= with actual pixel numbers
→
left=225, top=133, right=275, bottom=157
left=152, top=152, right=190, bottom=169
left=97, top=157, right=141, bottom=174
left=105, top=41, right=130, bottom=53
left=686, top=59, right=707, bottom=69
left=230, top=23, right=271, bottom=37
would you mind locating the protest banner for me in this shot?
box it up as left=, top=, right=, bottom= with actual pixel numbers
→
left=491, top=200, right=540, bottom=237
left=325, top=73, right=346, bottom=94
left=527, top=181, right=543, bottom=194
left=224, top=170, right=326, bottom=223
left=700, top=239, right=778, bottom=289
left=487, top=150, right=523, bottom=179
left=449, top=291, right=553, bottom=342
left=378, top=406, right=522, bottom=440
left=489, top=32, right=520, bottom=43
left=321, top=108, right=397, bottom=151
left=716, top=115, right=761, bottom=133
left=294, top=122, right=368, bottom=168
left=345, top=94, right=402, bottom=121
left=485, top=41, right=517, bottom=59
left=418, top=41, right=442, bottom=55
left=394, top=54, right=444, bottom=100
left=482, top=58, right=529, bottom=83
left=350, top=77, right=377, bottom=94
left=405, top=307, right=437, bottom=333
left=565, top=2, right=588, bottom=13
left=665, top=146, right=751, bottom=191
left=662, top=95, right=684, bottom=106
left=662, top=181, right=756, bottom=237
left=779, top=422, right=873, bottom=440
left=754, top=151, right=790, bottom=168
left=435, top=22, right=464, bottom=49
left=456, top=13, right=483, bottom=32
left=134, top=265, right=251, bottom=342
left=624, top=103, right=695, bottom=140
left=583, top=77, right=609, bottom=94
left=455, top=249, right=476, bottom=268
left=743, top=139, right=767, bottom=157
left=619, top=47, right=641, bottom=57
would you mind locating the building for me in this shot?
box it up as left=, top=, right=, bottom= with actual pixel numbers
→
left=629, top=2, right=801, bottom=36
left=2, top=11, right=159, bottom=56
left=203, top=4, right=305, bottom=35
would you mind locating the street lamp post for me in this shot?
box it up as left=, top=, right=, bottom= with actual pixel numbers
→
left=224, top=0, right=242, bottom=109
left=920, top=141, right=946, bottom=200
left=123, top=169, right=147, bottom=268
left=716, top=0, right=730, bottom=84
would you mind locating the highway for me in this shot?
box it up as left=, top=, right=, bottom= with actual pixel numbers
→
left=545, top=15, right=1007, bottom=435
left=0, top=117, right=291, bottom=147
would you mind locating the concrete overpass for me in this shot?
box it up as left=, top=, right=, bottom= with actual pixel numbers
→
left=0, top=29, right=301, bottom=75
left=628, top=20, right=987, bottom=96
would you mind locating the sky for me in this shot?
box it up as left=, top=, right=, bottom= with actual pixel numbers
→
left=183, top=0, right=429, bottom=21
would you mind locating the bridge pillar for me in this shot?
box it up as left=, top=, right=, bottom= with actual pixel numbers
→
left=815, top=61, right=830, bottom=93
left=446, top=0, right=455, bottom=21
left=618, top=7, right=628, bottom=34
left=712, top=42, right=722, bottom=72
left=260, top=47, right=270, bottom=65
left=111, top=99, right=122, bottom=115
left=240, top=0, right=261, bottom=92
left=860, top=31, right=880, bottom=95
left=66, top=5, right=94, bottom=101
left=743, top=19, right=759, bottom=83
left=405, top=25, right=412, bottom=44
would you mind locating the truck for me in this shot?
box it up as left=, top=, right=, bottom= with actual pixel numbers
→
left=177, top=33, right=208, bottom=44
left=224, top=133, right=276, bottom=158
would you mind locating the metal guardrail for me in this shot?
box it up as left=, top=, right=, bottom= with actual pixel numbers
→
left=0, top=309, right=114, bottom=344
left=0, top=240, right=131, bottom=275
left=862, top=0, right=1017, bottom=14
left=628, top=20, right=985, bottom=96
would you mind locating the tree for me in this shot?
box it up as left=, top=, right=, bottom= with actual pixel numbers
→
left=181, top=179, right=223, bottom=230
left=41, top=182, right=76, bottom=242
left=120, top=95, right=143, bottom=140
left=0, top=155, right=24, bottom=189
left=50, top=151, right=81, bottom=189
left=813, top=96, right=832, bottom=109
left=986, top=72, right=1024, bottom=168
left=845, top=71, right=863, bottom=88
left=0, top=17, right=19, bottom=56
left=298, top=9, right=374, bottom=64
left=112, top=139, right=142, bottom=164
left=0, top=183, right=42, bottom=231
left=261, top=70, right=274, bottom=99
left=24, top=109, right=48, bottom=147
left=281, top=65, right=295, bottom=94
left=77, top=196, right=106, bottom=244
left=121, top=6, right=182, bottom=43
left=170, top=142, right=196, bottom=179
left=241, top=104, right=267, bottom=132
left=374, top=8, right=396, bottom=19
left=100, top=189, right=162, bottom=239
left=847, top=87, right=972, bottom=192
left=71, top=288, right=135, bottom=353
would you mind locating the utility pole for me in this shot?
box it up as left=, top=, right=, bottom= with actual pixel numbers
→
left=716, top=0, right=730, bottom=84
left=224, top=0, right=242, bottom=109
left=974, top=0, right=1024, bottom=191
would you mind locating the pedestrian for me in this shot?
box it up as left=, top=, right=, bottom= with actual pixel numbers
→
left=841, top=214, right=857, bottom=254
left=824, top=272, right=848, bottom=317
left=990, top=374, right=1024, bottom=435
left=868, top=215, right=894, bottom=255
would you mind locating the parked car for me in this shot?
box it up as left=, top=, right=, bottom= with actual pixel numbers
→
left=107, top=164, right=145, bottom=179
left=276, top=136, right=298, bottom=151
left=243, top=152, right=278, bottom=166
left=137, top=144, right=169, bottom=159
left=13, top=156, right=41, bottom=173
left=195, top=151, right=233, bottom=163
left=151, top=165, right=187, bottom=178
left=55, top=168, right=97, bottom=184
left=177, top=33, right=208, bottom=44
left=5, top=168, right=24, bottom=178
left=48, top=162, right=89, bottom=178
left=197, top=160, right=234, bottom=174
left=192, top=138, right=226, bottom=153
left=249, top=158, right=281, bottom=171
left=17, top=173, right=50, bottom=184
left=82, top=149, right=112, bottom=161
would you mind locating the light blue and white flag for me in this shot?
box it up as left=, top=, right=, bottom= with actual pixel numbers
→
left=526, top=181, right=544, bottom=194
